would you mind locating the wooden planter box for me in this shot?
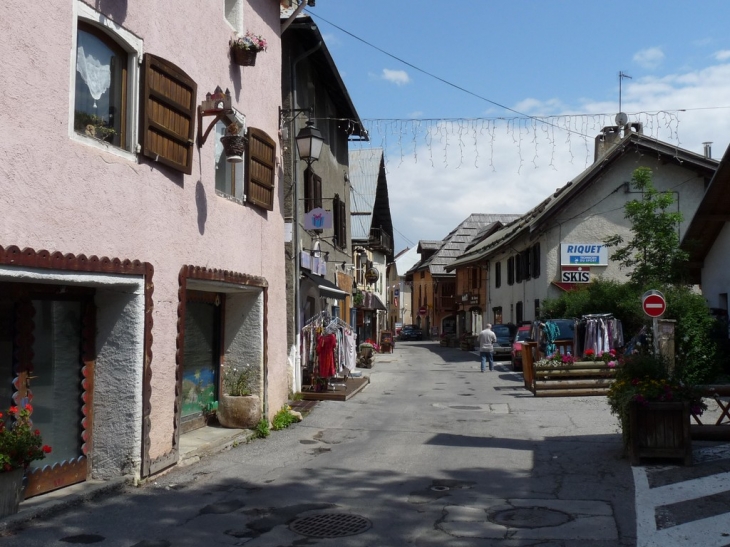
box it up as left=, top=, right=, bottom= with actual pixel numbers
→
left=521, top=342, right=619, bottom=397
left=0, top=468, right=24, bottom=518
left=629, top=401, right=691, bottom=466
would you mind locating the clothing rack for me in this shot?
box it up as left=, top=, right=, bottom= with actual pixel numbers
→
left=325, top=316, right=350, bottom=333
left=300, top=313, right=357, bottom=391
left=304, top=311, right=330, bottom=327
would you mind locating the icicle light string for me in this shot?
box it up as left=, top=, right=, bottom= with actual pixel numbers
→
left=311, top=110, right=688, bottom=172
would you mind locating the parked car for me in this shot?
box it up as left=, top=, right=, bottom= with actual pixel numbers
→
left=399, top=325, right=423, bottom=341
left=491, top=324, right=517, bottom=360
left=511, top=325, right=533, bottom=371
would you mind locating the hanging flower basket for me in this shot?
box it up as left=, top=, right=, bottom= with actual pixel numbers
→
left=220, top=134, right=247, bottom=163
left=229, top=32, right=267, bottom=67
left=231, top=48, right=257, bottom=66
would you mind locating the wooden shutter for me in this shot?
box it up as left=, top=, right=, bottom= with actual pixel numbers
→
left=333, top=194, right=340, bottom=244
left=339, top=196, right=346, bottom=249
left=304, top=169, right=322, bottom=213
left=245, top=127, right=276, bottom=211
left=333, top=193, right=346, bottom=248
left=140, top=54, right=197, bottom=175
left=305, top=170, right=314, bottom=213
left=315, top=175, right=322, bottom=209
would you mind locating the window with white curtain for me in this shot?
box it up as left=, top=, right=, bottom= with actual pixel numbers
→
left=72, top=1, right=142, bottom=155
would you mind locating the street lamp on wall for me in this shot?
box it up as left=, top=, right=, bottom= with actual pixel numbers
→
left=295, top=121, right=324, bottom=166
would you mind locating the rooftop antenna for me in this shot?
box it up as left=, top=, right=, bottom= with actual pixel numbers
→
left=616, top=70, right=632, bottom=125
left=616, top=71, right=632, bottom=128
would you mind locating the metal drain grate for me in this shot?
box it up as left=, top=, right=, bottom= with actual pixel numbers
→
left=290, top=513, right=372, bottom=538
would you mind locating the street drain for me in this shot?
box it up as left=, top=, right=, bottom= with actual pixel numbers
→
left=430, top=485, right=450, bottom=492
left=450, top=405, right=481, bottom=410
left=289, top=513, right=371, bottom=538
left=489, top=506, right=572, bottom=529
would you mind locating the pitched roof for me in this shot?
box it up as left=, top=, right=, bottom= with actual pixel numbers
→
left=417, top=240, right=443, bottom=252
left=447, top=132, right=718, bottom=270
left=280, top=12, right=367, bottom=140
left=411, top=214, right=521, bottom=277
left=681, top=143, right=730, bottom=283
left=349, top=148, right=384, bottom=241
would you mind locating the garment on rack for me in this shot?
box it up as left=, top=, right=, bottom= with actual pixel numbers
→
left=342, top=330, right=357, bottom=371
left=580, top=315, right=624, bottom=355
left=316, top=332, right=337, bottom=378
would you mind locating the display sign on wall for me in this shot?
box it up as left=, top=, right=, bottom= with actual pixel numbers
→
left=365, top=267, right=380, bottom=284
left=304, top=207, right=332, bottom=230
left=560, top=243, right=608, bottom=266
left=560, top=266, right=591, bottom=283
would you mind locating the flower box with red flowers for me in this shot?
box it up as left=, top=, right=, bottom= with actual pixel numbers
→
left=0, top=404, right=51, bottom=516
left=0, top=404, right=51, bottom=473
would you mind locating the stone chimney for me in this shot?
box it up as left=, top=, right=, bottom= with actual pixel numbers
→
left=594, top=122, right=643, bottom=162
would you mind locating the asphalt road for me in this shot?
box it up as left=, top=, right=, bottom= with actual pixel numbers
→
left=3, top=341, right=714, bottom=546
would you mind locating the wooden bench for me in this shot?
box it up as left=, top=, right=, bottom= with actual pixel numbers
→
left=521, top=342, right=618, bottom=397
left=690, top=385, right=730, bottom=441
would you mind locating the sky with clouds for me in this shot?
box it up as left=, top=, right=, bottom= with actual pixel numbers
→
left=306, top=1, right=730, bottom=253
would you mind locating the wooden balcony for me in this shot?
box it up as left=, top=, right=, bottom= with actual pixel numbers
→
left=434, top=295, right=457, bottom=312
left=367, top=227, right=393, bottom=255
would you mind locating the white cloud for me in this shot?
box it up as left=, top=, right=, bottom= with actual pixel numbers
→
left=513, top=97, right=566, bottom=116
left=409, top=110, right=424, bottom=118
left=382, top=69, right=410, bottom=86
left=358, top=62, right=730, bottom=252
left=633, top=47, right=665, bottom=69
left=714, top=50, right=730, bottom=61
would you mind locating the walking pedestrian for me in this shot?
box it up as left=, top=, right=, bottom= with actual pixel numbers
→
left=478, top=323, right=497, bottom=372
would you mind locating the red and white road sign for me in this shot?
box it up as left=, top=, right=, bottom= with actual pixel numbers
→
left=418, top=306, right=427, bottom=316
left=642, top=291, right=666, bottom=318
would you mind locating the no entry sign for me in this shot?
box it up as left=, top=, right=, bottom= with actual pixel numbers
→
left=642, top=290, right=666, bottom=318
left=418, top=306, right=427, bottom=316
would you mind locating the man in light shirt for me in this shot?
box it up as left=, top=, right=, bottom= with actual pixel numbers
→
left=478, top=323, right=497, bottom=372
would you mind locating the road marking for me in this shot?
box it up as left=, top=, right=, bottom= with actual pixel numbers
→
left=634, top=465, right=730, bottom=546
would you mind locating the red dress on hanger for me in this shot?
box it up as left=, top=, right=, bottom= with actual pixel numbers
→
left=316, top=333, right=337, bottom=378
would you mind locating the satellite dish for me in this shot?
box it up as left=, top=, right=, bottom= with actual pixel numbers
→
left=615, top=112, right=629, bottom=126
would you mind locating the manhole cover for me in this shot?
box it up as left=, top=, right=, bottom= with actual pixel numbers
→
left=290, top=513, right=372, bottom=538
left=489, top=507, right=572, bottom=529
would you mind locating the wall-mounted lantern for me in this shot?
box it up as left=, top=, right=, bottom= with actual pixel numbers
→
left=295, top=121, right=324, bottom=166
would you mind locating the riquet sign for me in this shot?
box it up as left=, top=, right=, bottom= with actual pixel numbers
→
left=560, top=243, right=608, bottom=266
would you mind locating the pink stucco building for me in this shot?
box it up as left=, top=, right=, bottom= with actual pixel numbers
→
left=0, top=0, right=287, bottom=496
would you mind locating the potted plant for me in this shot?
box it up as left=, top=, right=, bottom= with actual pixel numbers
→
left=217, top=364, right=261, bottom=429
left=607, top=354, right=705, bottom=465
left=229, top=31, right=267, bottom=66
left=220, top=122, right=246, bottom=164
left=75, top=112, right=117, bottom=143
left=0, top=404, right=51, bottom=517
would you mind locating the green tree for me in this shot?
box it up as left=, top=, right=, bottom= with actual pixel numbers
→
left=604, top=167, right=688, bottom=285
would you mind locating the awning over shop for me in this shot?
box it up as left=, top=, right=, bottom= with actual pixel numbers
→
left=362, top=291, right=386, bottom=311
left=302, top=270, right=348, bottom=300
left=551, top=281, right=577, bottom=292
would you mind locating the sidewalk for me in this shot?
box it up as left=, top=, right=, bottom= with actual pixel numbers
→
left=0, top=424, right=257, bottom=533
